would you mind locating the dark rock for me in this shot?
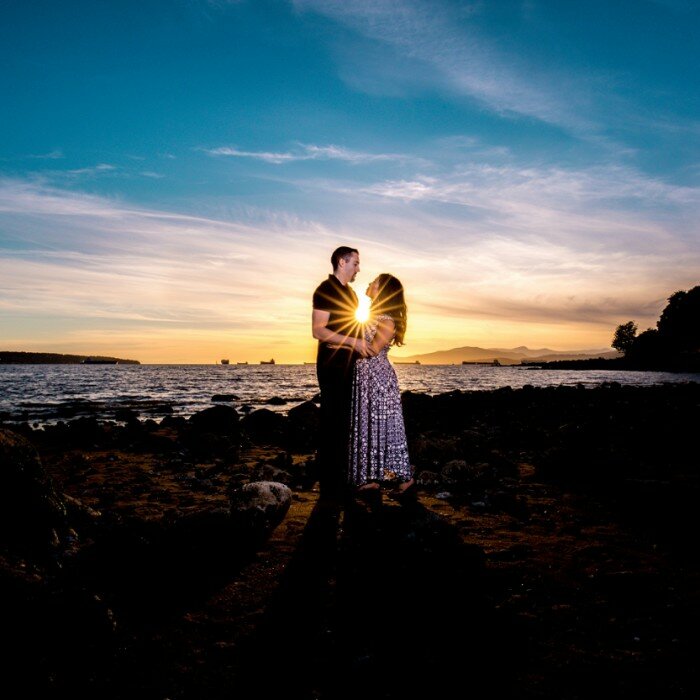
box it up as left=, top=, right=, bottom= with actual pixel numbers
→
left=252, top=464, right=293, bottom=484
left=159, top=415, right=188, bottom=430
left=460, top=428, right=489, bottom=457
left=410, top=434, right=461, bottom=469
left=185, top=432, right=236, bottom=459
left=114, top=407, right=139, bottom=422
left=120, top=418, right=146, bottom=442
left=66, top=416, right=107, bottom=447
left=242, top=408, right=286, bottom=443
left=288, top=399, right=319, bottom=426
left=212, top=394, right=239, bottom=402
left=189, top=405, right=240, bottom=435
left=287, top=400, right=320, bottom=449
left=290, top=455, right=319, bottom=489
left=265, top=396, right=287, bottom=405
left=485, top=450, right=519, bottom=478
left=0, top=428, right=69, bottom=556
left=142, top=430, right=180, bottom=453
left=441, top=459, right=495, bottom=488
left=148, top=404, right=174, bottom=414
left=416, top=470, right=442, bottom=488
left=229, top=481, right=292, bottom=536
left=401, top=391, right=435, bottom=431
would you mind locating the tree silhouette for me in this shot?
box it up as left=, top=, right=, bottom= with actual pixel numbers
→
left=624, top=284, right=700, bottom=369
left=627, top=328, right=666, bottom=365
left=612, top=321, right=637, bottom=354
left=656, top=286, right=700, bottom=353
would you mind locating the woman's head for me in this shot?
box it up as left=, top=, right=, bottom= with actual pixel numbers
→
left=367, top=273, right=407, bottom=346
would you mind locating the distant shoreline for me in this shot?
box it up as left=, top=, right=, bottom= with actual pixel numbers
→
left=523, top=356, right=700, bottom=373
left=0, top=351, right=140, bottom=365
left=2, top=354, right=698, bottom=373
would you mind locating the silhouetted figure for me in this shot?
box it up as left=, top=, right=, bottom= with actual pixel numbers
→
left=311, top=247, right=368, bottom=500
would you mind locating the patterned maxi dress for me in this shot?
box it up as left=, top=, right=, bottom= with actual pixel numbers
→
left=348, top=314, right=412, bottom=485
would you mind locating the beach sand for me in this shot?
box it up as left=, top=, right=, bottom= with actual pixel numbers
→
left=2, top=383, right=697, bottom=698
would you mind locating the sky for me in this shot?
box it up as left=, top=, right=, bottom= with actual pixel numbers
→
left=1, top=0, right=699, bottom=363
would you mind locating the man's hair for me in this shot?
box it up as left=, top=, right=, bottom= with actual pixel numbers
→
left=331, top=246, right=358, bottom=271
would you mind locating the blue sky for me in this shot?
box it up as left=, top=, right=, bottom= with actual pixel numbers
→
left=1, top=0, right=699, bottom=362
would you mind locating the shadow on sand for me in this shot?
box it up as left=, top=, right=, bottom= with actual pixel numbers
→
left=235, top=492, right=522, bottom=699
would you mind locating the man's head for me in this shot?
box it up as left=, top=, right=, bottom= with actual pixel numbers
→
left=331, top=246, right=360, bottom=284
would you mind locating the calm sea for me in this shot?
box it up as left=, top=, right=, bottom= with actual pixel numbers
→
left=1, top=363, right=698, bottom=425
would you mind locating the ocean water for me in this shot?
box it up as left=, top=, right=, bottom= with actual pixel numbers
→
left=1, top=363, right=698, bottom=425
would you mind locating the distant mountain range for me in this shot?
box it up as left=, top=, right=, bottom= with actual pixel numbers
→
left=392, top=345, right=620, bottom=365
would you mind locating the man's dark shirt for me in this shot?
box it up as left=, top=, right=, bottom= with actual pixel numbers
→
left=313, top=274, right=361, bottom=374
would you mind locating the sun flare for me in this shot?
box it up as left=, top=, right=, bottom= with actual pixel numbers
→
left=355, top=295, right=371, bottom=323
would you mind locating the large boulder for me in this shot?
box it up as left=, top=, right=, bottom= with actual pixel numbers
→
left=287, top=400, right=320, bottom=449
left=0, top=428, right=69, bottom=556
left=229, top=481, right=292, bottom=537
left=66, top=416, right=108, bottom=447
left=287, top=400, right=319, bottom=429
left=189, top=404, right=240, bottom=435
left=241, top=408, right=286, bottom=443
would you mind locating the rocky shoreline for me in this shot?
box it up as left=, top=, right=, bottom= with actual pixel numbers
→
left=2, top=383, right=698, bottom=698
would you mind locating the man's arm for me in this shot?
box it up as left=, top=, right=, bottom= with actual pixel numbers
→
left=312, top=309, right=371, bottom=356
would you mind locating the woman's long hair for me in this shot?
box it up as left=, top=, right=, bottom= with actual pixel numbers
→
left=372, top=273, right=407, bottom=346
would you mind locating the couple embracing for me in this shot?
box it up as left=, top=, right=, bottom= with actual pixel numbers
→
left=312, top=246, right=416, bottom=502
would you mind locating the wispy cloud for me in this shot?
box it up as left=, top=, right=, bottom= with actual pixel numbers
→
left=293, top=0, right=601, bottom=135
left=205, top=142, right=416, bottom=165
left=419, top=294, right=668, bottom=328
left=361, top=164, right=700, bottom=210
left=64, top=163, right=116, bottom=176
left=27, top=149, right=64, bottom=160
left=350, top=161, right=700, bottom=254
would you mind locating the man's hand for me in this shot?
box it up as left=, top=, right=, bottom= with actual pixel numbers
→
left=355, top=339, right=378, bottom=357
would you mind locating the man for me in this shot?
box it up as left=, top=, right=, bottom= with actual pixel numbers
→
left=312, top=246, right=371, bottom=499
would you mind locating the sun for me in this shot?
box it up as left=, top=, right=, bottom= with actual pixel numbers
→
left=355, top=295, right=371, bottom=323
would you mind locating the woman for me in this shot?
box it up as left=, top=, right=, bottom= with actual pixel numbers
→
left=348, top=273, right=415, bottom=498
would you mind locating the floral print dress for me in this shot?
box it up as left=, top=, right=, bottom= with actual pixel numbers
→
left=348, top=314, right=412, bottom=485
